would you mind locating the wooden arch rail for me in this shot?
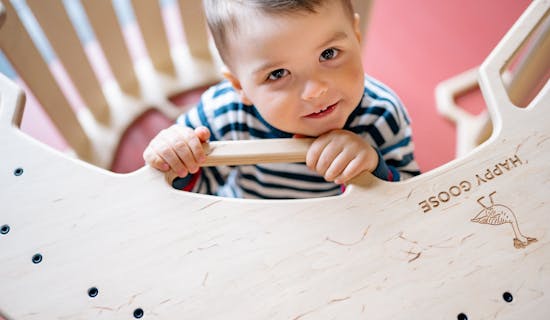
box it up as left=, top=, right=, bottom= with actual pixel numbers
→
left=1, top=0, right=549, bottom=319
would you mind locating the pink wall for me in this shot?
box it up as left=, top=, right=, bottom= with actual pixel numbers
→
left=362, top=0, right=531, bottom=172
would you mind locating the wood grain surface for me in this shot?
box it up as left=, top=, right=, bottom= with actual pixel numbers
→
left=0, top=1, right=549, bottom=319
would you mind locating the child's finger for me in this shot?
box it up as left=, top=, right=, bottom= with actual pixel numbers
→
left=143, top=146, right=169, bottom=171
left=310, top=138, right=342, bottom=177
left=194, top=126, right=211, bottom=142
left=334, top=157, right=364, bottom=184
left=157, top=128, right=198, bottom=176
left=152, top=157, right=170, bottom=171
left=174, top=126, right=207, bottom=168
left=149, top=128, right=190, bottom=177
left=323, top=152, right=348, bottom=182
left=155, top=143, right=189, bottom=177
left=305, top=137, right=327, bottom=171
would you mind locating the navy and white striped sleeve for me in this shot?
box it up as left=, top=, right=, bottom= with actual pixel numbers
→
left=359, top=76, right=420, bottom=181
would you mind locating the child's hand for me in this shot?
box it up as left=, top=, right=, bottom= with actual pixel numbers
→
left=143, top=125, right=211, bottom=177
left=306, top=129, right=379, bottom=184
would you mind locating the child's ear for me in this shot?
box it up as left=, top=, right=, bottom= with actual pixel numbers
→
left=222, top=70, right=253, bottom=105
left=353, top=13, right=362, bottom=44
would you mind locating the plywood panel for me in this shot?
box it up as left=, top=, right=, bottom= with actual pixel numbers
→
left=0, top=1, right=548, bottom=319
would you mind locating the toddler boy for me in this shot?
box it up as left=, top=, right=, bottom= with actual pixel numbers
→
left=143, top=0, right=420, bottom=199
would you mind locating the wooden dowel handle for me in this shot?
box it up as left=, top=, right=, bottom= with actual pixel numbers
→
left=202, top=138, right=314, bottom=166
left=163, top=138, right=313, bottom=184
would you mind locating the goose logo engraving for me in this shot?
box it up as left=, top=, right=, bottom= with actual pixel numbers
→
left=471, top=191, right=537, bottom=249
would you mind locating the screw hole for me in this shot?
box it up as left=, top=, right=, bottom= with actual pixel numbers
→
left=133, top=308, right=144, bottom=319
left=457, top=313, right=468, bottom=320
left=503, top=291, right=513, bottom=303
left=0, top=224, right=9, bottom=235
left=88, top=287, right=99, bottom=298
left=14, top=168, right=24, bottom=176
left=32, top=253, right=43, bottom=264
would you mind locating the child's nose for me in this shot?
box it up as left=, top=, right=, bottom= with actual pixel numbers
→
left=301, top=79, right=328, bottom=101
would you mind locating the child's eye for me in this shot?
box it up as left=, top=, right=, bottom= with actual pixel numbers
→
left=267, top=69, right=289, bottom=81
left=320, top=48, right=339, bottom=61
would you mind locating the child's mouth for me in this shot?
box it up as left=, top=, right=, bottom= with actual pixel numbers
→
left=304, top=102, right=337, bottom=118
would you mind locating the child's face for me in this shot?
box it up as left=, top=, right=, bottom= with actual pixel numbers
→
left=223, top=2, right=365, bottom=137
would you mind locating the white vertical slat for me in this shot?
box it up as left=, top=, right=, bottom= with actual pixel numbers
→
left=26, top=0, right=110, bottom=124
left=131, top=0, right=176, bottom=76
left=178, top=0, right=213, bottom=62
left=81, top=0, right=140, bottom=96
left=0, top=0, right=92, bottom=161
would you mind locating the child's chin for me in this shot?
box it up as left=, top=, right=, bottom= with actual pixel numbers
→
left=303, top=126, right=345, bottom=137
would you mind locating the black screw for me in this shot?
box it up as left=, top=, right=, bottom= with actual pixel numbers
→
left=13, top=168, right=24, bottom=176
left=503, top=291, right=513, bottom=303
left=32, top=253, right=43, bottom=264
left=133, top=308, right=144, bottom=319
left=88, top=287, right=99, bottom=298
left=0, top=224, right=9, bottom=235
left=457, top=313, right=468, bottom=320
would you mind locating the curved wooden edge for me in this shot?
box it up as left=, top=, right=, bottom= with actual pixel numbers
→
left=436, top=1, right=550, bottom=158
left=1, top=3, right=549, bottom=318
left=2, top=0, right=547, bottom=196
left=435, top=67, right=480, bottom=123
left=0, top=73, right=25, bottom=129
left=506, top=13, right=550, bottom=107
left=435, top=68, right=493, bottom=158
left=479, top=0, right=549, bottom=125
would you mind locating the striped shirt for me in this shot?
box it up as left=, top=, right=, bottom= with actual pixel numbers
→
left=174, top=74, right=420, bottom=199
